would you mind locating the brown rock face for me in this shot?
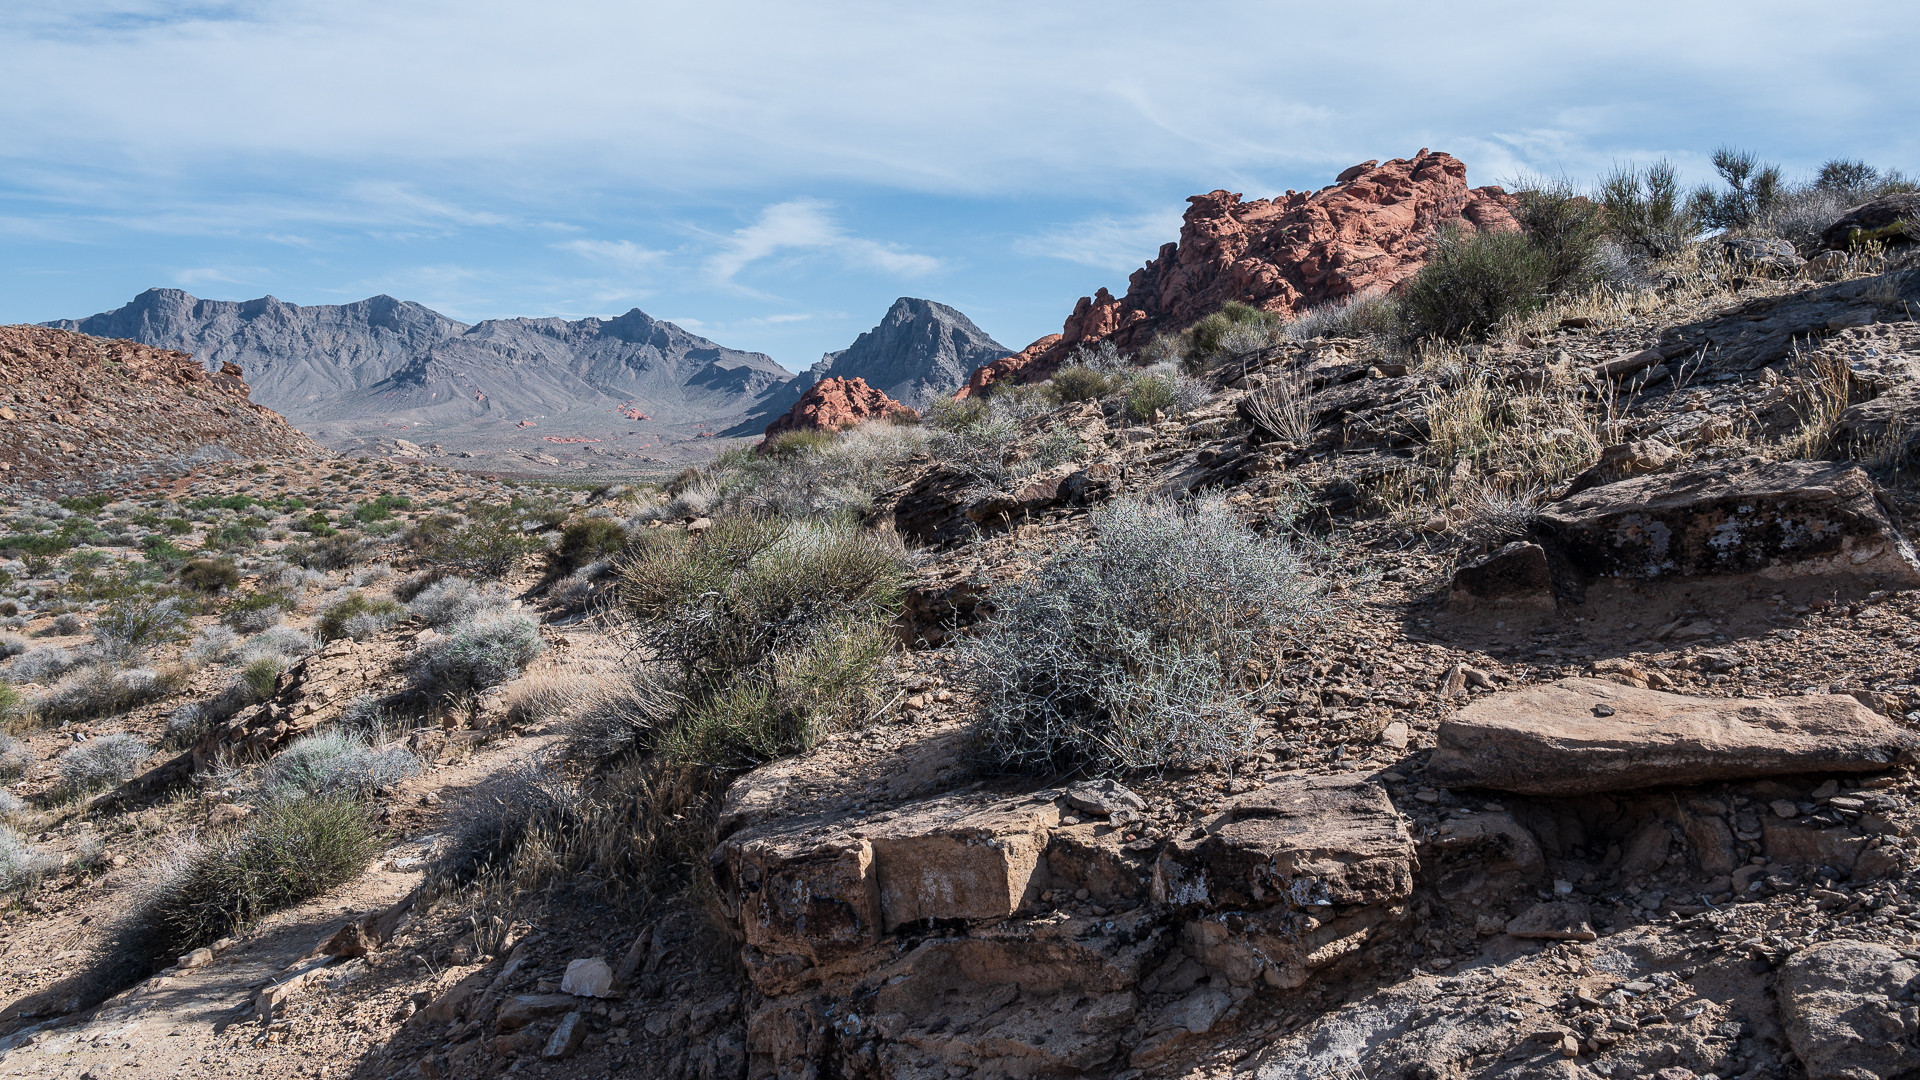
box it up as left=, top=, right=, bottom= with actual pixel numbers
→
left=1427, top=678, right=1920, bottom=795
left=0, top=325, right=324, bottom=494
left=759, top=376, right=915, bottom=444
left=959, top=150, right=1517, bottom=394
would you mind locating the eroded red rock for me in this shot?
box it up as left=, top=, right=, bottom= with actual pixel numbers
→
left=960, top=150, right=1517, bottom=393
left=760, top=375, right=916, bottom=443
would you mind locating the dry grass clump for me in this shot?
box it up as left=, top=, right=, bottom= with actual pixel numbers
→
left=1, top=824, right=53, bottom=891
left=503, top=668, right=608, bottom=728
left=259, top=729, right=418, bottom=801
left=140, top=796, right=377, bottom=961
left=968, top=495, right=1320, bottom=776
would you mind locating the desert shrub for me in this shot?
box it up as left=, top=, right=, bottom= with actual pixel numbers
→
left=707, top=422, right=927, bottom=520
left=1123, top=373, right=1177, bottom=422
left=1514, top=180, right=1607, bottom=295
left=544, top=518, right=626, bottom=582
left=316, top=591, right=404, bottom=642
left=0, top=791, right=20, bottom=818
left=617, top=515, right=904, bottom=769
left=564, top=672, right=679, bottom=760
left=504, top=669, right=603, bottom=727
left=260, top=729, right=418, bottom=801
left=411, top=612, right=544, bottom=693
left=351, top=494, right=411, bottom=523
left=350, top=562, right=393, bottom=587
left=0, top=732, right=30, bottom=778
left=57, top=732, right=151, bottom=792
left=760, top=429, right=838, bottom=459
left=1240, top=367, right=1315, bottom=445
left=1398, top=226, right=1549, bottom=341
left=93, top=596, right=188, bottom=662
left=1, top=825, right=51, bottom=891
left=422, top=763, right=585, bottom=894
left=221, top=587, right=296, bottom=633
left=1049, top=365, right=1118, bottom=404
left=291, top=533, right=368, bottom=571
left=184, top=625, right=240, bottom=665
left=50, top=612, right=85, bottom=636
left=37, top=664, right=169, bottom=723
left=1181, top=301, right=1278, bottom=366
left=239, top=654, right=287, bottom=701
left=1285, top=294, right=1399, bottom=341
left=7, top=644, right=83, bottom=684
left=925, top=395, right=1064, bottom=486
left=432, top=510, right=537, bottom=578
left=1455, top=481, right=1545, bottom=547
left=142, top=796, right=377, bottom=959
left=1689, top=147, right=1784, bottom=233
left=1598, top=160, right=1695, bottom=257
left=245, top=624, right=318, bottom=661
left=0, top=634, right=24, bottom=659
left=406, top=577, right=495, bottom=627
left=392, top=568, right=450, bottom=604
left=967, top=496, right=1320, bottom=775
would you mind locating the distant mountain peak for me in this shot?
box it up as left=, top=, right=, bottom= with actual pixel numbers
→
left=807, top=296, right=1008, bottom=409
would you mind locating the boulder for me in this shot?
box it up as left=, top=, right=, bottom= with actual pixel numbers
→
left=560, top=957, right=616, bottom=998
left=1448, top=541, right=1554, bottom=612
left=1533, top=457, right=1920, bottom=588
left=1560, top=438, right=1678, bottom=496
left=759, top=376, right=915, bottom=444
left=959, top=150, right=1517, bottom=393
left=1821, top=192, right=1920, bottom=250
left=1719, top=236, right=1806, bottom=273
left=1836, top=383, right=1920, bottom=458
left=1779, top=940, right=1920, bottom=1080
left=1427, top=678, right=1920, bottom=795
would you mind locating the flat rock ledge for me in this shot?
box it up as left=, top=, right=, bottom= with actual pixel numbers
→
left=1427, top=677, right=1920, bottom=795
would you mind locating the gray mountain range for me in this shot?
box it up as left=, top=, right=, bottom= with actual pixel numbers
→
left=47, top=289, right=1009, bottom=469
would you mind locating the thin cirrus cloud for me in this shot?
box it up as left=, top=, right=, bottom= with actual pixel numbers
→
left=704, top=199, right=941, bottom=287
left=555, top=239, right=667, bottom=272
left=1014, top=210, right=1187, bottom=272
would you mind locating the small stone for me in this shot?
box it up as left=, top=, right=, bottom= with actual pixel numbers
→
left=1378, top=722, right=1410, bottom=750
left=1772, top=799, right=1801, bottom=819
left=1063, top=779, right=1147, bottom=819
left=1592, top=703, right=1615, bottom=717
left=206, top=803, right=252, bottom=827
left=1506, top=901, right=1597, bottom=941
left=542, top=1011, right=585, bottom=1059
left=176, top=947, right=214, bottom=969
left=560, top=957, right=617, bottom=998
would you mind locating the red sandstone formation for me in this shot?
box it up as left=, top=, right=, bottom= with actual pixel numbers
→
left=960, top=150, right=1517, bottom=395
left=761, top=376, right=916, bottom=444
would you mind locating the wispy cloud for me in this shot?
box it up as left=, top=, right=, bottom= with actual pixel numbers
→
left=706, top=199, right=940, bottom=285
left=172, top=265, right=266, bottom=287
left=555, top=238, right=665, bottom=271
left=1013, top=209, right=1184, bottom=270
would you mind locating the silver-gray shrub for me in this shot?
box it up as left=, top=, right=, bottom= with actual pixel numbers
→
left=1, top=825, right=52, bottom=890
left=0, top=733, right=30, bottom=779
left=6, top=644, right=83, bottom=684
left=246, top=625, right=318, bottom=661
left=37, top=665, right=167, bottom=723
left=967, top=495, right=1321, bottom=775
left=57, top=732, right=152, bottom=792
left=185, top=625, right=240, bottom=666
left=407, top=577, right=501, bottom=628
left=413, top=612, right=545, bottom=693
left=260, top=729, right=418, bottom=802
left=0, top=633, right=25, bottom=659
left=93, top=597, right=188, bottom=662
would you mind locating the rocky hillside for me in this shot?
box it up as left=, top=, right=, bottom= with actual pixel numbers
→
left=796, top=297, right=1009, bottom=410
left=50, top=290, right=796, bottom=474
left=0, top=325, right=326, bottom=496
left=963, top=149, right=1517, bottom=394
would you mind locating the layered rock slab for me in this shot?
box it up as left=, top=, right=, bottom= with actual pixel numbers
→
left=1534, top=457, right=1920, bottom=588
left=1427, top=678, right=1920, bottom=795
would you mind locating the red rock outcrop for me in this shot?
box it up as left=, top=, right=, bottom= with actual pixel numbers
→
left=961, top=150, right=1517, bottom=394
left=0, top=325, right=326, bottom=494
left=760, top=376, right=916, bottom=445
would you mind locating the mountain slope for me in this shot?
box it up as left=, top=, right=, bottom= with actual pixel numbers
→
left=48, top=289, right=468, bottom=422
left=801, top=297, right=1009, bottom=409
left=0, top=325, right=325, bottom=495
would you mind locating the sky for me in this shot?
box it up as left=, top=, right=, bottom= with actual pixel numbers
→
left=3, top=1, right=1916, bottom=374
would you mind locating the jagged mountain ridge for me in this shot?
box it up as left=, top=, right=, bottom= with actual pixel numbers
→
left=801, top=297, right=1009, bottom=409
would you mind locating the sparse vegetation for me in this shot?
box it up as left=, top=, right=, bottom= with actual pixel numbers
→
left=968, top=496, right=1320, bottom=775
left=57, top=732, right=152, bottom=792
left=1397, top=226, right=1550, bottom=341
left=259, top=729, right=418, bottom=801
left=316, top=591, right=404, bottom=642
left=411, top=611, right=544, bottom=693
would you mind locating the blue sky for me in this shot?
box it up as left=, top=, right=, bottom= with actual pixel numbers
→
left=3, top=1, right=1915, bottom=373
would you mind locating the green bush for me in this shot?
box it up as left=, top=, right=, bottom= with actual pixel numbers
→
left=1599, top=160, right=1695, bottom=256
left=1123, top=373, right=1178, bottom=422
left=760, top=429, right=837, bottom=459
left=141, top=535, right=191, bottom=571
left=1048, top=365, right=1116, bottom=403
left=316, top=591, right=404, bottom=642
left=1397, top=226, right=1549, bottom=341
left=1514, top=181, right=1607, bottom=295
left=143, top=796, right=377, bottom=960
left=968, top=496, right=1321, bottom=776
left=221, top=588, right=296, bottom=633
left=545, top=518, right=628, bottom=581
left=180, top=558, right=241, bottom=594
left=351, top=494, right=412, bottom=523
left=93, top=596, right=188, bottom=661
left=1688, top=147, right=1783, bottom=233
left=430, top=509, right=536, bottom=578
left=240, top=655, right=286, bottom=700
